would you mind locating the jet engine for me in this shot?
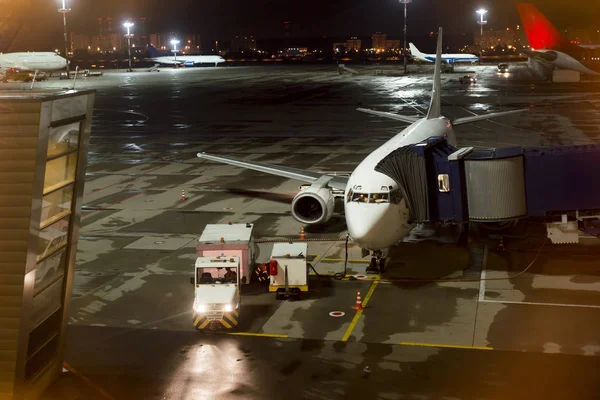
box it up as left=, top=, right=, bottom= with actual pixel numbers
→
left=291, top=186, right=335, bottom=225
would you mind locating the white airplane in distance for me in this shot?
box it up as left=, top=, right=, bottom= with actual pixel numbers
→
left=197, top=27, right=528, bottom=273
left=0, top=52, right=67, bottom=74
left=409, top=43, right=479, bottom=71
left=147, top=45, right=226, bottom=67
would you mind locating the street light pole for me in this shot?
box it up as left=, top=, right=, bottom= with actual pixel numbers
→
left=123, top=21, right=134, bottom=72
left=400, top=0, right=411, bottom=74
left=476, top=9, right=488, bottom=65
left=171, top=39, right=180, bottom=62
left=58, top=0, right=71, bottom=78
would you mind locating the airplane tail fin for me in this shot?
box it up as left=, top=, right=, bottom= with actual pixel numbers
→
left=147, top=44, right=159, bottom=58
left=516, top=3, right=567, bottom=49
left=408, top=43, right=423, bottom=58
left=426, top=28, right=443, bottom=120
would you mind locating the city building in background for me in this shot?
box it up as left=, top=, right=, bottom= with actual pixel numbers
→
left=346, top=37, right=361, bottom=51
left=231, top=36, right=256, bottom=52
left=333, top=42, right=346, bottom=53
left=371, top=32, right=387, bottom=50
left=563, top=27, right=600, bottom=45
left=68, top=17, right=151, bottom=53
left=148, top=32, right=201, bottom=53
left=385, top=39, right=400, bottom=50
left=479, top=26, right=527, bottom=50
left=182, top=33, right=201, bottom=53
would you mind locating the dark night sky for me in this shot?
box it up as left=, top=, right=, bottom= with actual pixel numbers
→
left=9, top=0, right=600, bottom=50
left=68, top=0, right=600, bottom=38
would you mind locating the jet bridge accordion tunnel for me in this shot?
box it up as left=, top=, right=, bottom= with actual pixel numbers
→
left=375, top=136, right=600, bottom=225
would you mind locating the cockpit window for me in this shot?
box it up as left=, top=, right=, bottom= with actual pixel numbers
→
left=351, top=192, right=368, bottom=203
left=369, top=193, right=390, bottom=203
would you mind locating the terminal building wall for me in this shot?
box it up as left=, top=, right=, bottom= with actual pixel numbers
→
left=0, top=90, right=95, bottom=400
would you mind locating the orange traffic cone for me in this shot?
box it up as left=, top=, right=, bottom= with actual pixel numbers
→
left=300, top=225, right=306, bottom=240
left=497, top=237, right=505, bottom=252
left=354, top=290, right=363, bottom=311
left=181, top=189, right=187, bottom=201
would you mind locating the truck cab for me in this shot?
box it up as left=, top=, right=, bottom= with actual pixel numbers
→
left=191, top=256, right=241, bottom=330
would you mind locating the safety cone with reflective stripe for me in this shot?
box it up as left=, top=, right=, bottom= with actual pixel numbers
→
left=300, top=225, right=306, bottom=240
left=181, top=189, right=187, bottom=201
left=354, top=290, right=363, bottom=311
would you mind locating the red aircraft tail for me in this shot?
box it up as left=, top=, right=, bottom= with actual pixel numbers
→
left=516, top=3, right=566, bottom=49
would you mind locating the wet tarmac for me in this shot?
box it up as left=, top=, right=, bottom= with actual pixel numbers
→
left=14, top=63, right=599, bottom=399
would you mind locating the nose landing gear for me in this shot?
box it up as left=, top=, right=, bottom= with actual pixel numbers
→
left=366, top=250, right=385, bottom=274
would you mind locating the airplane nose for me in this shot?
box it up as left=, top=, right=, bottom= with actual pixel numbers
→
left=346, top=205, right=390, bottom=250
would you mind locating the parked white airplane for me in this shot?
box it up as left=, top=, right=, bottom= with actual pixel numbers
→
left=147, top=45, right=226, bottom=67
left=0, top=52, right=67, bottom=74
left=197, top=27, right=527, bottom=272
left=516, top=3, right=600, bottom=77
left=409, top=42, right=479, bottom=70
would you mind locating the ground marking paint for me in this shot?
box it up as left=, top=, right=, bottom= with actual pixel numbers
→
left=63, top=362, right=117, bottom=400
left=478, top=244, right=488, bottom=301
left=479, top=299, right=600, bottom=309
left=224, top=332, right=289, bottom=338
left=341, top=277, right=380, bottom=342
left=398, top=342, right=493, bottom=351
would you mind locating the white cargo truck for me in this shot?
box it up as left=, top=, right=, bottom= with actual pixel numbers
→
left=269, top=242, right=309, bottom=300
left=197, top=223, right=257, bottom=284
left=190, top=256, right=241, bottom=330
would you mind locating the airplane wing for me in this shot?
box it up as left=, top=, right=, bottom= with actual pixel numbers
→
left=452, top=109, right=529, bottom=125
left=196, top=153, right=348, bottom=191
left=357, top=108, right=419, bottom=124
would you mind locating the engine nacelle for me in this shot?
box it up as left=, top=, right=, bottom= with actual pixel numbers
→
left=291, top=186, right=335, bottom=225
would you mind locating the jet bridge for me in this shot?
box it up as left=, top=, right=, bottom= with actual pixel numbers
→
left=374, top=136, right=600, bottom=243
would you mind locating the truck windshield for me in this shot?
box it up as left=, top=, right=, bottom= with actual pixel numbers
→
left=196, top=267, right=237, bottom=284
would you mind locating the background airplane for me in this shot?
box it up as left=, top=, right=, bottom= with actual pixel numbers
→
left=409, top=43, right=479, bottom=71
left=516, top=2, right=600, bottom=76
left=196, top=27, right=527, bottom=273
left=146, top=45, right=226, bottom=67
left=0, top=52, right=67, bottom=75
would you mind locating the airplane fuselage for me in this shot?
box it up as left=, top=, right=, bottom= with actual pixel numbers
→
left=151, top=55, right=226, bottom=66
left=524, top=49, right=600, bottom=76
left=0, top=52, right=67, bottom=73
left=418, top=54, right=479, bottom=64
left=345, top=117, right=457, bottom=250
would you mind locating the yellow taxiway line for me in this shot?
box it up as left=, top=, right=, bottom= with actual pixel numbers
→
left=63, top=362, right=117, bottom=400
left=398, top=342, right=493, bottom=351
left=224, top=332, right=289, bottom=338
left=341, top=277, right=380, bottom=342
